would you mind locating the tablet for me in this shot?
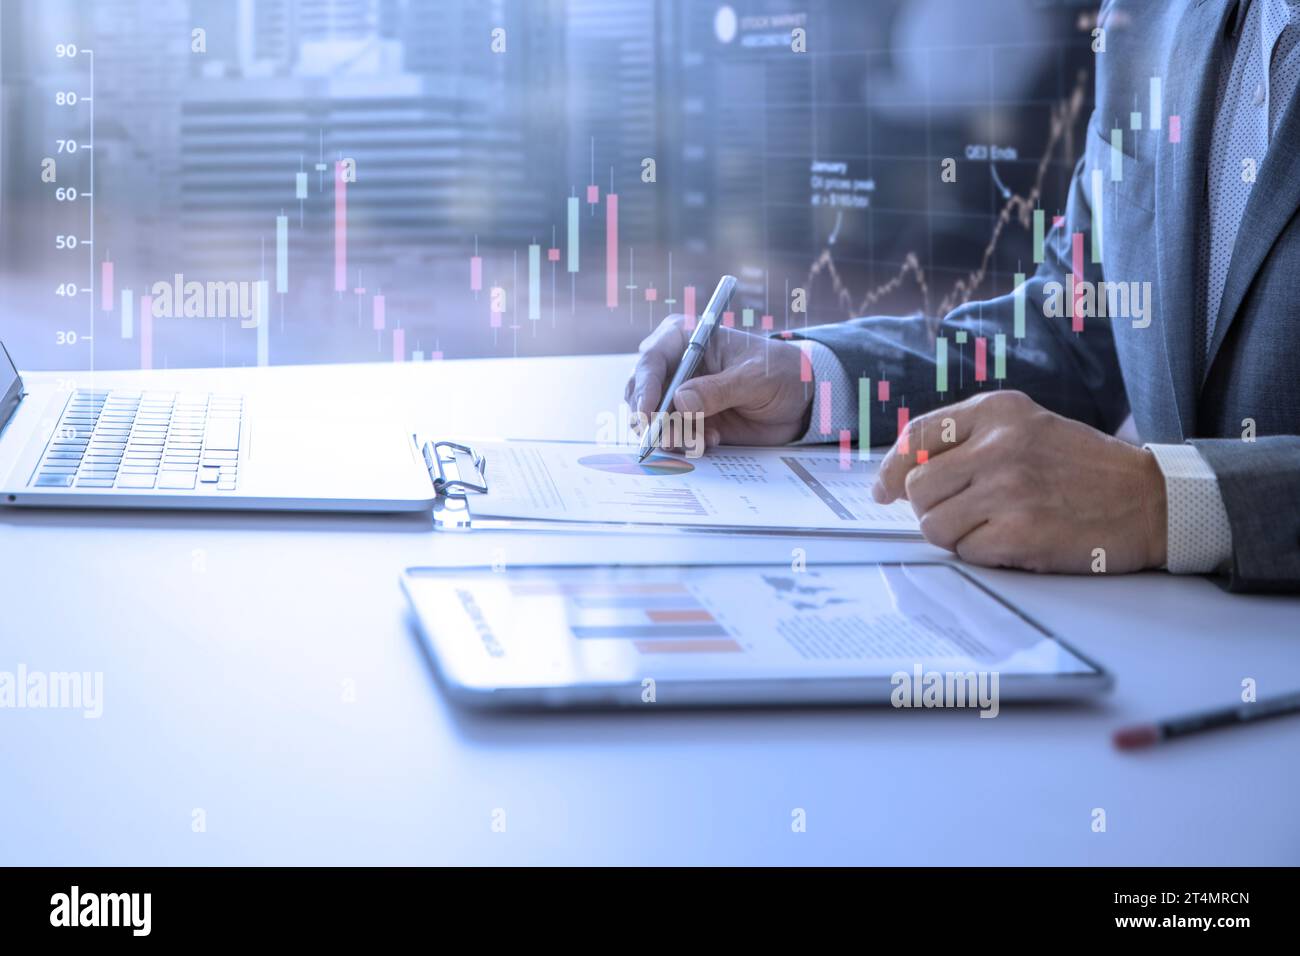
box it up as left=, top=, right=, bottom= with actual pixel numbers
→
left=401, top=562, right=1111, bottom=709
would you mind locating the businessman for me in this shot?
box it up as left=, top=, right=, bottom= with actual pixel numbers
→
left=625, top=0, right=1300, bottom=592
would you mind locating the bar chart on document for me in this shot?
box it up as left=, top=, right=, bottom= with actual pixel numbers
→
left=467, top=441, right=920, bottom=535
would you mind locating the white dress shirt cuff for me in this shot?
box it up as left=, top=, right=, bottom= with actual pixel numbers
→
left=794, top=342, right=857, bottom=444
left=1145, top=443, right=1234, bottom=574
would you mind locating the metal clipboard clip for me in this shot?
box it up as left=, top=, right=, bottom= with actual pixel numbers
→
left=422, top=440, right=488, bottom=530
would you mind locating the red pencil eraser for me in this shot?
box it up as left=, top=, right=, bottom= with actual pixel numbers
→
left=1113, top=724, right=1160, bottom=750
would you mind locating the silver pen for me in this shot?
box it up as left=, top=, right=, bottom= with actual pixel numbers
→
left=637, top=274, right=738, bottom=462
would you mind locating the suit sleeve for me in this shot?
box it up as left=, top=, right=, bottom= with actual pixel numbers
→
left=1187, top=437, right=1300, bottom=593
left=788, top=147, right=1130, bottom=448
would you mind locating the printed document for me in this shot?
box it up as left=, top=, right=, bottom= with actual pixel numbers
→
left=462, top=440, right=920, bottom=535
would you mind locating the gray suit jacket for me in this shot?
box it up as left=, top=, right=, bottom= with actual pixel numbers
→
left=797, top=0, right=1300, bottom=593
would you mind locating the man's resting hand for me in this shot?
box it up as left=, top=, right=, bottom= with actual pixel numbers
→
left=872, top=390, right=1168, bottom=573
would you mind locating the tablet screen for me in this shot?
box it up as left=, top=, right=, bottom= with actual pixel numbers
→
left=404, top=563, right=1101, bottom=697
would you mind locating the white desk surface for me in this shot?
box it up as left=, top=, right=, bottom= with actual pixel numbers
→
left=2, top=356, right=1297, bottom=865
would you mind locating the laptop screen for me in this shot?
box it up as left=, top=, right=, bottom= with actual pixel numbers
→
left=0, top=342, right=23, bottom=434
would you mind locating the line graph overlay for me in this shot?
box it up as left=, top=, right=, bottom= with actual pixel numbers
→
left=805, top=71, right=1088, bottom=323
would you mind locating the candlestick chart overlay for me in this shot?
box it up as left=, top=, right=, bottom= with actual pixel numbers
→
left=1, top=0, right=1101, bottom=395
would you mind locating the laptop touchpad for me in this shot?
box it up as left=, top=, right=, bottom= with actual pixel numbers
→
left=250, top=418, right=416, bottom=472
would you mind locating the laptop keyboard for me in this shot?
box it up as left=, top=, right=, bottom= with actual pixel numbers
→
left=30, top=390, right=243, bottom=491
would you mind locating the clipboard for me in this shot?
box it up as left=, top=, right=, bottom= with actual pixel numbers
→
left=424, top=440, right=488, bottom=531
left=423, top=438, right=923, bottom=539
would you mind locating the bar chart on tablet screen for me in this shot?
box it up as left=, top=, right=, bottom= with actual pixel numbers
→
left=507, top=579, right=743, bottom=654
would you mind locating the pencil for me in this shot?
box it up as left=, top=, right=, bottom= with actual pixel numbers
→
left=1113, top=690, right=1300, bottom=750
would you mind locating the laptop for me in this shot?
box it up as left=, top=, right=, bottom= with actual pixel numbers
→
left=0, top=340, right=435, bottom=511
